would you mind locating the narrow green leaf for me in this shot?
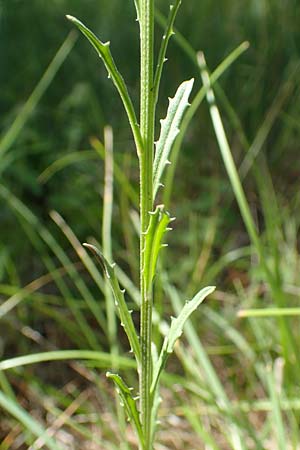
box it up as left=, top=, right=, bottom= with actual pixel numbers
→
left=106, top=372, right=144, bottom=446
left=83, top=244, right=141, bottom=364
left=153, top=78, right=194, bottom=199
left=0, top=390, right=64, bottom=450
left=143, top=205, right=171, bottom=289
left=66, top=15, right=143, bottom=156
left=0, top=350, right=135, bottom=371
left=0, top=32, right=77, bottom=161
left=151, top=285, right=215, bottom=395
left=238, top=307, right=300, bottom=318
left=153, top=0, right=182, bottom=106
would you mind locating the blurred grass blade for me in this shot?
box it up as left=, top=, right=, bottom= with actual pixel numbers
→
left=238, top=307, right=300, bottom=318
left=66, top=15, right=143, bottom=156
left=38, top=150, right=95, bottom=184
left=163, top=41, right=249, bottom=206
left=198, top=52, right=300, bottom=372
left=0, top=350, right=134, bottom=371
left=106, top=372, right=144, bottom=446
left=0, top=184, right=104, bottom=346
left=102, top=126, right=118, bottom=355
left=153, top=78, right=194, bottom=199
left=151, top=286, right=215, bottom=395
left=153, top=0, right=181, bottom=106
left=0, top=390, right=64, bottom=450
left=83, top=244, right=141, bottom=364
left=183, top=406, right=221, bottom=450
left=0, top=32, right=77, bottom=160
left=266, top=365, right=287, bottom=450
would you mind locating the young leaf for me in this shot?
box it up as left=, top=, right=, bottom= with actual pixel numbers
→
left=153, top=0, right=182, bottom=106
left=106, top=372, right=144, bottom=446
left=153, top=78, right=194, bottom=199
left=83, top=244, right=141, bottom=364
left=143, top=204, right=172, bottom=289
left=66, top=15, right=143, bottom=157
left=151, top=285, right=215, bottom=395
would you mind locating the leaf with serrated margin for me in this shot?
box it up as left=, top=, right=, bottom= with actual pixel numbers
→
left=151, top=285, right=215, bottom=396
left=66, top=15, right=143, bottom=156
left=153, top=78, right=194, bottom=199
left=143, top=205, right=172, bottom=290
left=106, top=372, right=144, bottom=446
left=83, top=244, right=141, bottom=364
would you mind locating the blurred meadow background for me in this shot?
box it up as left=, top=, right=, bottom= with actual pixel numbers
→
left=1, top=0, right=300, bottom=448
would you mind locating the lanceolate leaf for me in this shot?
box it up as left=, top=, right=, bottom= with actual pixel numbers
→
left=153, top=0, right=182, bottom=106
left=106, top=372, right=144, bottom=446
left=153, top=78, right=194, bottom=199
left=151, top=285, right=215, bottom=395
left=143, top=205, right=172, bottom=289
left=83, top=244, right=141, bottom=364
left=66, top=15, right=143, bottom=156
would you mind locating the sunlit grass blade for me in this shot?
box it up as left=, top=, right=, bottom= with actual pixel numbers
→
left=66, top=15, right=143, bottom=157
left=198, top=51, right=300, bottom=373
left=153, top=78, right=194, bottom=199
left=0, top=390, right=64, bottom=450
left=266, top=365, right=287, bottom=450
left=0, top=350, right=135, bottom=372
left=0, top=32, right=77, bottom=160
left=238, top=307, right=300, bottom=318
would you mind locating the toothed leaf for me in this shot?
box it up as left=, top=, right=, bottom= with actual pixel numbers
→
left=66, top=15, right=142, bottom=155
left=153, top=78, right=194, bottom=199
left=106, top=372, right=144, bottom=446
left=83, top=244, right=141, bottom=363
left=143, top=205, right=171, bottom=290
left=151, top=285, right=215, bottom=395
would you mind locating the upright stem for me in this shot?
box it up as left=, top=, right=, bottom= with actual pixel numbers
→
left=139, top=0, right=155, bottom=448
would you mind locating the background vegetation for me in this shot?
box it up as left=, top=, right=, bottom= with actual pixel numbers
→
left=1, top=0, right=300, bottom=448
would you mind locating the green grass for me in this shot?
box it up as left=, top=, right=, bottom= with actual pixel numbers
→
left=1, top=1, right=300, bottom=449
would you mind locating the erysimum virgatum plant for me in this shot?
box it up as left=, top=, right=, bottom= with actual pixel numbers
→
left=67, top=2, right=214, bottom=449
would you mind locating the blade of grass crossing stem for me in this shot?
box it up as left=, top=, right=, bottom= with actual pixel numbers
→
left=163, top=42, right=249, bottom=206
left=0, top=32, right=77, bottom=160
left=198, top=52, right=300, bottom=374
left=0, top=391, right=64, bottom=450
left=66, top=16, right=143, bottom=157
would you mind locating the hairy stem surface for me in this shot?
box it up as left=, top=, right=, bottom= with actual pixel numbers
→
left=139, top=0, right=155, bottom=448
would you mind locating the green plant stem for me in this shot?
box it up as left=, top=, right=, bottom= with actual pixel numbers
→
left=139, top=0, right=155, bottom=448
